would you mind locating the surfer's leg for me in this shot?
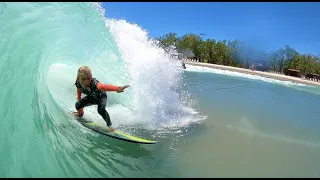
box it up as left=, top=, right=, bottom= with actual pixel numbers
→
left=97, top=96, right=112, bottom=126
left=75, top=96, right=95, bottom=117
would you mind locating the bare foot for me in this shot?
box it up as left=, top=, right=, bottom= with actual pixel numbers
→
left=108, top=127, right=115, bottom=132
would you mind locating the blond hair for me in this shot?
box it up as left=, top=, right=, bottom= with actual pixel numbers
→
left=76, top=66, right=92, bottom=81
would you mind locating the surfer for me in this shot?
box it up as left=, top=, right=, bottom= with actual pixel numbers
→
left=72, top=66, right=130, bottom=132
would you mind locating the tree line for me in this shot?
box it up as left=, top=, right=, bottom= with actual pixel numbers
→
left=155, top=33, right=320, bottom=75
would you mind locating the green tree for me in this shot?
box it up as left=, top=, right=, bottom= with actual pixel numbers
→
left=157, top=32, right=178, bottom=47
left=155, top=32, right=320, bottom=75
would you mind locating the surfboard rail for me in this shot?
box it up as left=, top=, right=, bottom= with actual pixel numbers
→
left=69, top=111, right=158, bottom=144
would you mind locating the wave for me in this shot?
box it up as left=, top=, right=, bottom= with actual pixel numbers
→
left=0, top=2, right=204, bottom=177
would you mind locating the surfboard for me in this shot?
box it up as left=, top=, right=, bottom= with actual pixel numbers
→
left=69, top=112, right=158, bottom=144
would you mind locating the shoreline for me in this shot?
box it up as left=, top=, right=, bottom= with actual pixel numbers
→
left=184, top=61, right=320, bottom=87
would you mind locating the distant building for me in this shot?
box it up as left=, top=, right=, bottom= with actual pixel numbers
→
left=286, top=69, right=301, bottom=78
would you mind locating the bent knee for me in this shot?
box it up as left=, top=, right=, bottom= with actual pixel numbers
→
left=75, top=101, right=82, bottom=110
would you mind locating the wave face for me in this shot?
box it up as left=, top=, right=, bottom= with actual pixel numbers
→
left=0, top=2, right=203, bottom=177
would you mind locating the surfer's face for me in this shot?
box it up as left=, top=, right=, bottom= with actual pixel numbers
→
left=77, top=66, right=92, bottom=88
left=79, top=74, right=92, bottom=88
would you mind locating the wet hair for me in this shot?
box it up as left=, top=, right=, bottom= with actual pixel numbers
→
left=76, top=66, right=92, bottom=82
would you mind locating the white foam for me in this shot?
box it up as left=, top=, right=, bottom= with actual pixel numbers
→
left=105, top=19, right=204, bottom=129
left=46, top=18, right=204, bottom=130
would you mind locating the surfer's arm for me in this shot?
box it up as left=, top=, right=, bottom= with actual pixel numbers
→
left=77, top=88, right=81, bottom=100
left=96, top=82, right=119, bottom=92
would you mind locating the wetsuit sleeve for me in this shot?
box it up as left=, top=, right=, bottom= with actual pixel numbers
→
left=96, top=82, right=119, bottom=92
left=77, top=88, right=81, bottom=100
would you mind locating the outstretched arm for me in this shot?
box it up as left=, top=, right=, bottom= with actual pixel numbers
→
left=96, top=82, right=119, bottom=92
left=96, top=82, right=130, bottom=93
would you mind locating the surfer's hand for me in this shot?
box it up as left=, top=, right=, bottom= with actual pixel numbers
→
left=117, top=85, right=130, bottom=93
left=72, top=112, right=83, bottom=118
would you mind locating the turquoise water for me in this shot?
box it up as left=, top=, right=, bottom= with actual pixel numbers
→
left=182, top=65, right=320, bottom=177
left=1, top=2, right=320, bottom=178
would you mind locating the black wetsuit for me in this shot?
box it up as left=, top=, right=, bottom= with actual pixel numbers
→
left=75, top=78, right=112, bottom=127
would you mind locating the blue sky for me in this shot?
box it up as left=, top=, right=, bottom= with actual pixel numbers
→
left=102, top=2, right=320, bottom=56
